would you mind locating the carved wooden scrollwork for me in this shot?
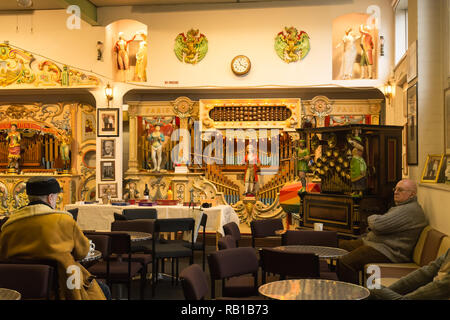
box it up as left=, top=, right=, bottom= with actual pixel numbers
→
left=232, top=198, right=286, bottom=225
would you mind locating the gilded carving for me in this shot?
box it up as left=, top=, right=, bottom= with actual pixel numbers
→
left=0, top=43, right=35, bottom=87
left=0, top=43, right=100, bottom=88
left=171, top=96, right=194, bottom=118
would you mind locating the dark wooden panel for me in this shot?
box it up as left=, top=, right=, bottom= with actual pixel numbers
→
left=303, top=194, right=353, bottom=233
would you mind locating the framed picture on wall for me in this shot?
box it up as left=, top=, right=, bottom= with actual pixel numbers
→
left=98, top=183, right=118, bottom=198
left=100, top=161, right=115, bottom=181
left=407, top=40, right=417, bottom=83
left=407, top=83, right=418, bottom=165
left=81, top=112, right=96, bottom=141
left=444, top=154, right=450, bottom=184
left=420, top=154, right=444, bottom=183
left=445, top=88, right=450, bottom=154
left=101, top=139, right=115, bottom=159
left=97, top=108, right=120, bottom=137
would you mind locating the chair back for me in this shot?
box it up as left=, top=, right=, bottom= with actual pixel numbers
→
left=67, top=208, right=78, bottom=221
left=282, top=230, right=338, bottom=247
left=250, top=218, right=284, bottom=238
left=200, top=212, right=208, bottom=228
left=123, top=209, right=157, bottom=220
left=107, top=232, right=132, bottom=255
left=207, top=247, right=259, bottom=280
left=0, top=260, right=57, bottom=300
left=84, top=231, right=131, bottom=255
left=259, top=248, right=320, bottom=282
left=111, top=219, right=154, bottom=234
left=85, top=234, right=111, bottom=258
left=222, top=222, right=241, bottom=247
left=180, top=264, right=209, bottom=300
left=155, top=218, right=195, bottom=233
left=218, top=235, right=237, bottom=250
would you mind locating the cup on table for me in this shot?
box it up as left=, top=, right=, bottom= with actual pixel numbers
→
left=129, top=199, right=136, bottom=205
left=89, top=240, right=95, bottom=254
left=313, top=223, right=323, bottom=231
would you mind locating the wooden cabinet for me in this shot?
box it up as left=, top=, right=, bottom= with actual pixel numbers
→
left=296, top=124, right=403, bottom=234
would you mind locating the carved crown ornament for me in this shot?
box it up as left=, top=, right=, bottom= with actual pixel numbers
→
left=171, top=96, right=194, bottom=118
left=309, top=95, right=333, bottom=118
left=0, top=43, right=100, bottom=88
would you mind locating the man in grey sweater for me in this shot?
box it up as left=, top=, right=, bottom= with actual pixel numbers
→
left=338, top=179, right=427, bottom=284
left=369, top=248, right=450, bottom=299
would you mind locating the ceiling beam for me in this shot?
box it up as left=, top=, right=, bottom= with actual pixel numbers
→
left=55, top=0, right=98, bottom=26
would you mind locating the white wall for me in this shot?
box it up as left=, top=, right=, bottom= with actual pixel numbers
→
left=0, top=0, right=394, bottom=95
left=387, top=0, right=450, bottom=235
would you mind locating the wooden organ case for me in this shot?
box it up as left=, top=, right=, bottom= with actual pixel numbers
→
left=0, top=102, right=96, bottom=215
left=295, top=124, right=403, bottom=235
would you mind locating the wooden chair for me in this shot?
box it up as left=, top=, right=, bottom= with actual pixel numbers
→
left=207, top=247, right=259, bottom=299
left=0, top=259, right=58, bottom=300
left=85, top=231, right=144, bottom=300
left=180, top=264, right=209, bottom=300
left=259, top=248, right=320, bottom=284
left=250, top=218, right=284, bottom=248
left=222, top=222, right=241, bottom=247
left=151, top=218, right=195, bottom=297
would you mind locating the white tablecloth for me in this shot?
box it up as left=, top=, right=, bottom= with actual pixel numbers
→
left=65, top=203, right=240, bottom=239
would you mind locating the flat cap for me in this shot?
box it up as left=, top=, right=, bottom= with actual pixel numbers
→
left=26, top=177, right=62, bottom=196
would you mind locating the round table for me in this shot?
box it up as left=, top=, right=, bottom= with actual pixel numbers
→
left=127, top=231, right=152, bottom=242
left=0, top=288, right=21, bottom=300
left=80, top=250, right=102, bottom=263
left=273, top=245, right=348, bottom=259
left=258, top=279, right=370, bottom=300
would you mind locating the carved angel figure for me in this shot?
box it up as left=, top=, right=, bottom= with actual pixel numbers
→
left=275, top=26, right=311, bottom=63
left=174, top=28, right=208, bottom=64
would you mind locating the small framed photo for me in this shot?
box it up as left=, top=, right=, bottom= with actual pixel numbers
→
left=444, top=154, right=450, bottom=184
left=407, top=83, right=418, bottom=165
left=98, top=183, right=118, bottom=198
left=445, top=88, right=450, bottom=154
left=100, top=161, right=115, bottom=181
left=97, top=108, right=120, bottom=137
left=101, top=139, right=115, bottom=159
left=407, top=40, right=417, bottom=83
left=420, top=154, right=444, bottom=183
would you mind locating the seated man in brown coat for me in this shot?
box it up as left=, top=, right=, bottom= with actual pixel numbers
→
left=0, top=177, right=109, bottom=300
left=338, top=179, right=427, bottom=284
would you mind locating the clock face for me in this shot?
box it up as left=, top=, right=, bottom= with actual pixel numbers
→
left=231, top=55, right=251, bottom=75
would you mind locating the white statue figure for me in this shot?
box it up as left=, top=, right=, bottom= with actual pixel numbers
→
left=147, top=124, right=165, bottom=172
left=244, top=144, right=261, bottom=196
left=135, top=31, right=148, bottom=82
left=336, top=27, right=360, bottom=80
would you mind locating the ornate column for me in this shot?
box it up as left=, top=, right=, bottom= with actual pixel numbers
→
left=127, top=105, right=139, bottom=174
left=171, top=96, right=195, bottom=172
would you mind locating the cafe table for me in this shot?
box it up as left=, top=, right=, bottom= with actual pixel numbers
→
left=80, top=250, right=102, bottom=263
left=258, top=279, right=370, bottom=300
left=126, top=231, right=152, bottom=242
left=0, top=288, right=21, bottom=300
left=273, top=245, right=348, bottom=259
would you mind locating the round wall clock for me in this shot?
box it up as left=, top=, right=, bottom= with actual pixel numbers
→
left=231, top=55, right=251, bottom=75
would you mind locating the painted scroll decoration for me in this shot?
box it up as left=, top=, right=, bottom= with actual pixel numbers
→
left=0, top=43, right=100, bottom=88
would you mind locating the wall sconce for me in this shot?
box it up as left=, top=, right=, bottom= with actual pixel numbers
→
left=380, top=36, right=384, bottom=56
left=384, top=82, right=393, bottom=104
left=105, top=83, right=113, bottom=106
